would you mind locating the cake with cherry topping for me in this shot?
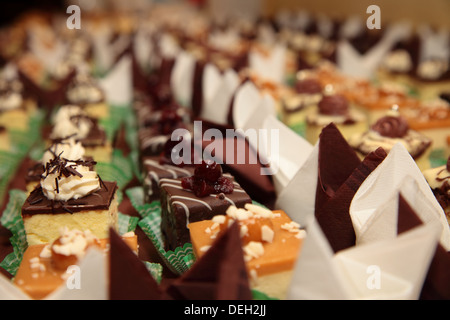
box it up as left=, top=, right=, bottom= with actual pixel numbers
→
left=188, top=203, right=305, bottom=300
left=142, top=139, right=196, bottom=203
left=348, top=107, right=433, bottom=170
left=159, top=160, right=252, bottom=251
left=305, top=92, right=367, bottom=145
left=13, top=227, right=137, bottom=300
left=21, top=155, right=118, bottom=246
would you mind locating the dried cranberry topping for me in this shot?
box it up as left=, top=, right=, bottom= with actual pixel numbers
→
left=181, top=161, right=234, bottom=197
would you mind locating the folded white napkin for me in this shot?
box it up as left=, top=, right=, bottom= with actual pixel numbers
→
left=170, top=50, right=196, bottom=107
left=336, top=22, right=413, bottom=79
left=200, top=64, right=240, bottom=125
left=350, top=143, right=450, bottom=250
left=98, top=54, right=133, bottom=107
left=249, top=44, right=287, bottom=84
left=287, top=213, right=441, bottom=300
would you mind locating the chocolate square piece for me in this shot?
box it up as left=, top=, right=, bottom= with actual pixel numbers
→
left=142, top=155, right=196, bottom=203
left=159, top=176, right=252, bottom=251
left=22, top=181, right=117, bottom=216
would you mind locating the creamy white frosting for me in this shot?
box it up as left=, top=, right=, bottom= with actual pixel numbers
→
left=417, top=59, right=449, bottom=80
left=41, top=137, right=86, bottom=165
left=41, top=162, right=100, bottom=201
left=50, top=227, right=98, bottom=259
left=50, top=105, right=92, bottom=140
left=348, top=128, right=431, bottom=158
left=66, top=74, right=104, bottom=104
left=284, top=93, right=322, bottom=111
left=306, top=108, right=366, bottom=126
left=0, top=92, right=23, bottom=111
left=382, top=50, right=412, bottom=73
left=423, top=165, right=450, bottom=190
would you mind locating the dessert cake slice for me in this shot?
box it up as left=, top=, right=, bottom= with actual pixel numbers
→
left=188, top=203, right=305, bottom=300
left=348, top=106, right=433, bottom=171
left=305, top=92, right=368, bottom=145
left=159, top=160, right=252, bottom=251
left=21, top=155, right=118, bottom=246
left=13, top=227, right=137, bottom=300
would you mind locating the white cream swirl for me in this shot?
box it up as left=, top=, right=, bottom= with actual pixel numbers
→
left=382, top=50, right=412, bottom=73
left=41, top=137, right=86, bottom=165
left=50, top=105, right=92, bottom=140
left=0, top=92, right=23, bottom=111
left=41, top=162, right=100, bottom=201
left=417, top=59, right=449, bottom=80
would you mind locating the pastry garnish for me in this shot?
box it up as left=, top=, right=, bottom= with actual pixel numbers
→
left=181, top=160, right=234, bottom=197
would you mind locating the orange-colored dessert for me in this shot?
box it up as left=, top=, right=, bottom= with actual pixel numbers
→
left=400, top=98, right=450, bottom=151
left=188, top=203, right=305, bottom=299
left=13, top=228, right=138, bottom=300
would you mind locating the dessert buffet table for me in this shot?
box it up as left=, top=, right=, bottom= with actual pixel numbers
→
left=0, top=1, right=449, bottom=300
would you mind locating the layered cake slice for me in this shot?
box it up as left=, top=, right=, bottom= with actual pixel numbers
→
left=21, top=155, right=118, bottom=246
left=159, top=160, right=252, bottom=251
left=13, top=227, right=137, bottom=300
left=305, top=92, right=368, bottom=145
left=281, top=73, right=323, bottom=130
left=142, top=139, right=195, bottom=203
left=348, top=106, right=433, bottom=171
left=188, top=203, right=305, bottom=299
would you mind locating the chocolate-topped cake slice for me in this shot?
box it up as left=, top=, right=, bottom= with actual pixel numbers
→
left=160, top=160, right=252, bottom=251
left=348, top=106, right=432, bottom=171
left=22, top=155, right=119, bottom=246
left=138, top=107, right=192, bottom=158
left=142, top=139, right=196, bottom=203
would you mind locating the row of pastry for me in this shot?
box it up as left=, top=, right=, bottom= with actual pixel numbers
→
left=0, top=3, right=449, bottom=300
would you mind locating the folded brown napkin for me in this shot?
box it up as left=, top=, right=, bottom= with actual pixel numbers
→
left=109, top=228, right=162, bottom=300
left=397, top=194, right=450, bottom=300
left=163, top=222, right=252, bottom=300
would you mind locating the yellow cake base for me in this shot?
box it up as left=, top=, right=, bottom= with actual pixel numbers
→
left=23, top=197, right=118, bottom=246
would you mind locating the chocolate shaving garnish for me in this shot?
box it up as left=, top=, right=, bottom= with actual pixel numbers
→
left=97, top=174, right=108, bottom=191
left=55, top=177, right=59, bottom=194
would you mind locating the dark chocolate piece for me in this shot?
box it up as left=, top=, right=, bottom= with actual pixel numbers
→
left=21, top=181, right=117, bottom=217
left=163, top=222, right=252, bottom=300
left=109, top=228, right=162, bottom=300
left=142, top=155, right=195, bottom=203
left=159, top=176, right=251, bottom=251
left=396, top=194, right=450, bottom=300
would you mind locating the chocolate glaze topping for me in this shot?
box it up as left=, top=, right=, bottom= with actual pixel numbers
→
left=371, top=114, right=409, bottom=138
left=318, top=94, right=349, bottom=116
left=22, top=180, right=117, bottom=216
left=295, top=78, right=322, bottom=94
